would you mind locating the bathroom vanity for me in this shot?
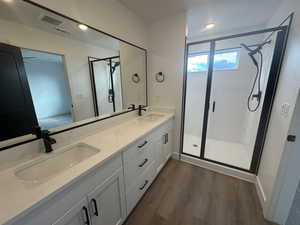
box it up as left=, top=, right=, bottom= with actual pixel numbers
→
left=0, top=1, right=174, bottom=225
left=0, top=111, right=174, bottom=225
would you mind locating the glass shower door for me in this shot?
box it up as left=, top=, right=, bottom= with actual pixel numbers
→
left=182, top=42, right=211, bottom=157
left=92, top=59, right=115, bottom=115
left=204, top=31, right=276, bottom=170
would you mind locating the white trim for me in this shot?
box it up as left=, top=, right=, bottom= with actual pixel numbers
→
left=172, top=152, right=256, bottom=183
left=255, top=176, right=267, bottom=215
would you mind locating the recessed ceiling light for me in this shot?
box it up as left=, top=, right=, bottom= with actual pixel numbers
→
left=78, top=24, right=88, bottom=31
left=205, top=23, right=215, bottom=29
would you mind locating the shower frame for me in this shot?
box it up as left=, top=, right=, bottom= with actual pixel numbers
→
left=180, top=24, right=291, bottom=174
left=88, top=56, right=121, bottom=117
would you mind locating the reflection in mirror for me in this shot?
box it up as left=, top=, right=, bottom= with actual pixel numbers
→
left=0, top=0, right=147, bottom=147
left=89, top=56, right=123, bottom=116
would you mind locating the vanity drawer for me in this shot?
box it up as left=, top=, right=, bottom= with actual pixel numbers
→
left=126, top=161, right=156, bottom=214
left=123, top=137, right=155, bottom=189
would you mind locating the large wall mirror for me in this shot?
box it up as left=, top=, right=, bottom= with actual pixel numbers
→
left=0, top=0, right=147, bottom=149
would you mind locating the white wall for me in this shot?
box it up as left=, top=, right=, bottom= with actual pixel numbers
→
left=23, top=59, right=72, bottom=119
left=270, top=89, right=300, bottom=225
left=120, top=43, right=147, bottom=108
left=30, top=0, right=148, bottom=49
left=256, top=0, right=300, bottom=223
left=148, top=13, right=186, bottom=153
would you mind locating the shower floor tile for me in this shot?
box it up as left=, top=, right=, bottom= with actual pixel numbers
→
left=183, top=134, right=252, bottom=170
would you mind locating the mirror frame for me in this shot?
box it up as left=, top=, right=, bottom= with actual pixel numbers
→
left=0, top=0, right=148, bottom=151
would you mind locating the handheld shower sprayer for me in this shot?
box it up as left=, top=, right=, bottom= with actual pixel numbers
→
left=240, top=40, right=271, bottom=112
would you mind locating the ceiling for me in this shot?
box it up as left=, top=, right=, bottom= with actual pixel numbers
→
left=21, top=49, right=63, bottom=63
left=119, top=0, right=284, bottom=38
left=0, top=1, right=120, bottom=51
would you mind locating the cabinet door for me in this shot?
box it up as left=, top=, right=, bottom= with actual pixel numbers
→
left=154, top=135, right=164, bottom=175
left=52, top=198, right=90, bottom=225
left=87, top=169, right=126, bottom=225
left=163, top=129, right=173, bottom=161
left=0, top=43, right=38, bottom=141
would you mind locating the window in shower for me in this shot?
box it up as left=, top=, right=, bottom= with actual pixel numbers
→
left=187, top=48, right=240, bottom=72
left=181, top=26, right=288, bottom=172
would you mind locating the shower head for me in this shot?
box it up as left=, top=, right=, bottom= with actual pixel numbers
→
left=240, top=43, right=259, bottom=67
left=240, top=40, right=271, bottom=56
left=111, top=61, right=120, bottom=74
left=241, top=40, right=271, bottom=112
left=113, top=62, right=120, bottom=68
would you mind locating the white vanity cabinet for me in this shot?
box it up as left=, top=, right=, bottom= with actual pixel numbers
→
left=11, top=155, right=125, bottom=225
left=123, top=119, right=174, bottom=215
left=52, top=168, right=126, bottom=225
left=162, top=124, right=173, bottom=163
left=6, top=116, right=174, bottom=225
left=154, top=120, right=174, bottom=175
left=52, top=198, right=90, bottom=225
left=123, top=136, right=157, bottom=214
left=87, top=169, right=126, bottom=225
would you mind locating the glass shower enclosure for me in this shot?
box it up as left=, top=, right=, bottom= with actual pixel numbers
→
left=181, top=26, right=289, bottom=173
left=89, top=56, right=123, bottom=116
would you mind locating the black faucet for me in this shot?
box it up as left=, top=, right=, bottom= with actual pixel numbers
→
left=41, top=130, right=56, bottom=153
left=138, top=105, right=147, bottom=116
left=128, top=104, right=136, bottom=110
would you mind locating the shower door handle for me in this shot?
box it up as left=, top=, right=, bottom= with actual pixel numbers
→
left=212, top=101, right=216, bottom=112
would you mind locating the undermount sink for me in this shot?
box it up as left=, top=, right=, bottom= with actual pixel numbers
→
left=15, top=143, right=100, bottom=183
left=138, top=113, right=165, bottom=122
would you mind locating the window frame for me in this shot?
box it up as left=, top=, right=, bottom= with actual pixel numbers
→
left=187, top=48, right=241, bottom=73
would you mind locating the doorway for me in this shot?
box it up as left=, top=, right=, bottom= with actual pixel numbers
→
left=21, top=49, right=74, bottom=130
left=181, top=26, right=289, bottom=173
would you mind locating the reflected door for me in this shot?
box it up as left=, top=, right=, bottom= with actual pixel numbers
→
left=0, top=43, right=38, bottom=141
left=90, top=56, right=123, bottom=116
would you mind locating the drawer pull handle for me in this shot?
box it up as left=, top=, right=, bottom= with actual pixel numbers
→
left=139, top=158, right=148, bottom=167
left=91, top=198, right=99, bottom=216
left=164, top=133, right=169, bottom=144
left=138, top=141, right=148, bottom=149
left=139, top=180, right=149, bottom=190
left=82, top=206, right=91, bottom=225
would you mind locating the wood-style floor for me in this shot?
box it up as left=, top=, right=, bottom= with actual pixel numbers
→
left=124, top=159, right=275, bottom=225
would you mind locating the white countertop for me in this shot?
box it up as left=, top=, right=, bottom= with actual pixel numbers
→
left=0, top=111, right=174, bottom=225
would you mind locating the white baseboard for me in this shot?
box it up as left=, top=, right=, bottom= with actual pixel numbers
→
left=255, top=176, right=267, bottom=214
left=173, top=152, right=256, bottom=183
